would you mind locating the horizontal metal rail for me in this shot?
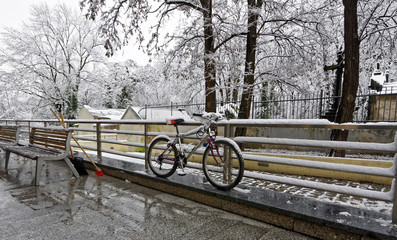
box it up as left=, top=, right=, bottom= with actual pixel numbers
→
left=235, top=137, right=396, bottom=152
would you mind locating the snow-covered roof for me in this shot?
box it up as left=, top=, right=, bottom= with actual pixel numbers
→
left=136, top=107, right=191, bottom=120
left=83, top=105, right=125, bottom=120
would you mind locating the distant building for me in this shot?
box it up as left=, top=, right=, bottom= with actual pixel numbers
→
left=76, top=105, right=127, bottom=135
left=367, top=67, right=397, bottom=121
left=121, top=106, right=142, bottom=120
left=369, top=65, right=395, bottom=94
left=77, top=105, right=127, bottom=120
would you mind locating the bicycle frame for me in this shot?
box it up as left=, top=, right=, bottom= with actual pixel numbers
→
left=168, top=123, right=221, bottom=166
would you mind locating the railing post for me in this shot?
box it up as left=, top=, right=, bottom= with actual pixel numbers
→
left=144, top=122, right=149, bottom=172
left=225, top=122, right=232, bottom=182
left=392, top=133, right=397, bottom=223
left=96, top=122, right=102, bottom=164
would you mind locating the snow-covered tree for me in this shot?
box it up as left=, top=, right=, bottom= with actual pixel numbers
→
left=0, top=3, right=107, bottom=119
left=81, top=0, right=220, bottom=112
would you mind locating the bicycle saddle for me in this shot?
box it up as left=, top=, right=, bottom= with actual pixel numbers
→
left=167, top=118, right=184, bottom=125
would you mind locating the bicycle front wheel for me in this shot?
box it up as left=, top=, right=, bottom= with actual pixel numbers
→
left=147, top=137, right=178, bottom=177
left=202, top=139, right=244, bottom=190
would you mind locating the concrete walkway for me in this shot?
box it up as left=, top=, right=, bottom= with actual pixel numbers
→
left=0, top=153, right=313, bottom=239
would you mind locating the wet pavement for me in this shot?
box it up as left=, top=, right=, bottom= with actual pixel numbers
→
left=0, top=153, right=313, bottom=239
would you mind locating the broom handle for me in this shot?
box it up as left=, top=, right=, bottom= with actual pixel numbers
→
left=50, top=108, right=100, bottom=170
left=59, top=111, right=75, bottom=159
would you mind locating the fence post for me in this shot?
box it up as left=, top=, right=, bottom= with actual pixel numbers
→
left=96, top=122, right=102, bottom=164
left=145, top=104, right=148, bottom=120
left=251, top=99, right=255, bottom=119
left=144, top=122, right=149, bottom=172
left=319, top=90, right=323, bottom=118
left=171, top=101, right=173, bottom=116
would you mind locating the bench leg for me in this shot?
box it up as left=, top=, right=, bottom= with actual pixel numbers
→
left=64, top=157, right=80, bottom=179
left=34, top=159, right=43, bottom=186
left=5, top=151, right=10, bottom=169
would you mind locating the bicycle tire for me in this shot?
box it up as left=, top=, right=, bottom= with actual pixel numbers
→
left=147, top=136, right=178, bottom=177
left=202, top=139, right=244, bottom=190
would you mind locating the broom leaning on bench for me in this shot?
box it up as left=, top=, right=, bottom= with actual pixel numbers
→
left=50, top=108, right=103, bottom=176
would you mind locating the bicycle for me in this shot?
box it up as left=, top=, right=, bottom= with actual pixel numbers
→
left=147, top=112, right=244, bottom=190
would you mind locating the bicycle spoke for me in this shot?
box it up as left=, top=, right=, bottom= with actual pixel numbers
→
left=148, top=137, right=178, bottom=177
left=202, top=140, right=244, bottom=190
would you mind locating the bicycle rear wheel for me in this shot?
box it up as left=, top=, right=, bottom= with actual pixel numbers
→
left=147, top=137, right=178, bottom=177
left=202, top=139, right=244, bottom=190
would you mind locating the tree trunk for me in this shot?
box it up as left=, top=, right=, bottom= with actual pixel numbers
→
left=235, top=0, right=262, bottom=137
left=330, top=0, right=359, bottom=157
left=200, top=0, right=217, bottom=113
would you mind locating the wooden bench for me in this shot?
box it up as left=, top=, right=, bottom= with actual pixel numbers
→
left=0, top=125, right=20, bottom=149
left=3, top=127, right=80, bottom=185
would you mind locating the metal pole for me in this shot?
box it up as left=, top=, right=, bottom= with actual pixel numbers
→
left=224, top=123, right=232, bottom=182
left=144, top=122, right=149, bottom=172
left=96, top=122, right=102, bottom=164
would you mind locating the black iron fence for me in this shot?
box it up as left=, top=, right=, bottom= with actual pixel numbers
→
left=141, top=86, right=397, bottom=122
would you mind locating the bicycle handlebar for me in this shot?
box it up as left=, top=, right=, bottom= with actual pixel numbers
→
left=193, top=112, right=223, bottom=122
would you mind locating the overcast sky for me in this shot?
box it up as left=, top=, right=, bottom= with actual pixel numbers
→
left=0, top=0, right=149, bottom=64
left=0, top=0, right=80, bottom=28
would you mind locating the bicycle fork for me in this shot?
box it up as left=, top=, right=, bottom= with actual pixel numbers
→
left=175, top=127, right=187, bottom=176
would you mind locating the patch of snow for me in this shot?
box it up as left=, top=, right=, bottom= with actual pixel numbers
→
left=338, top=212, right=351, bottom=217
left=233, top=187, right=251, bottom=194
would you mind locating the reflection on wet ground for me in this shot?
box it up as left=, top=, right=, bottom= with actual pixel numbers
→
left=0, top=153, right=313, bottom=239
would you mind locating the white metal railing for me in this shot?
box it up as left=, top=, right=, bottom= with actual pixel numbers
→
left=1, top=118, right=397, bottom=222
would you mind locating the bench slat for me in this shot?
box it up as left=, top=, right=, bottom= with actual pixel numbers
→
left=29, top=128, right=71, bottom=151
left=0, top=125, right=20, bottom=146
left=4, top=145, right=61, bottom=160
left=30, top=136, right=68, bottom=147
